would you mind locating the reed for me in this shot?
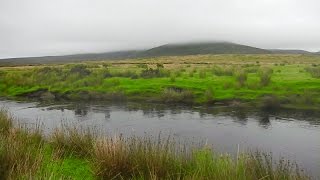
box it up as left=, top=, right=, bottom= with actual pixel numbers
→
left=0, top=109, right=311, bottom=180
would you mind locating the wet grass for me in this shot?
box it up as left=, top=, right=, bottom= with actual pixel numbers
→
left=0, top=109, right=311, bottom=179
left=0, top=54, right=320, bottom=109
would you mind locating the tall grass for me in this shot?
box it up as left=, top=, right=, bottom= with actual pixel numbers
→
left=235, top=70, right=248, bottom=87
left=212, top=66, right=234, bottom=76
left=0, top=110, right=44, bottom=179
left=305, top=66, right=320, bottom=78
left=259, top=68, right=273, bottom=86
left=50, top=127, right=95, bottom=158
left=0, top=110, right=311, bottom=180
left=92, top=136, right=309, bottom=180
left=160, top=88, right=194, bottom=103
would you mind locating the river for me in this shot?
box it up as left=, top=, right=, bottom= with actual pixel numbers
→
left=1, top=99, right=319, bottom=178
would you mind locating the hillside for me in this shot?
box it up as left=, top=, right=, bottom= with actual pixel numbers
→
left=269, top=49, right=312, bottom=54
left=1, top=42, right=319, bottom=65
left=0, top=50, right=142, bottom=66
left=141, top=42, right=270, bottom=57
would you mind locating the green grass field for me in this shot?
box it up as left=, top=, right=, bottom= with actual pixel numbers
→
left=0, top=54, right=319, bottom=110
left=0, top=109, right=310, bottom=179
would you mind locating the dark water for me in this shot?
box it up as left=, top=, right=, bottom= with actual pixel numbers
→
left=1, top=99, right=319, bottom=178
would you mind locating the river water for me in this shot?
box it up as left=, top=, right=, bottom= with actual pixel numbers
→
left=1, top=99, right=319, bottom=178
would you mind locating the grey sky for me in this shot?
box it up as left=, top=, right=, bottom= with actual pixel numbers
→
left=1, top=0, right=320, bottom=58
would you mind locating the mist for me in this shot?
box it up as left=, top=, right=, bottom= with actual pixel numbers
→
left=1, top=0, right=320, bottom=58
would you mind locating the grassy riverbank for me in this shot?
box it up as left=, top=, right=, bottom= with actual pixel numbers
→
left=0, top=109, right=310, bottom=179
left=0, top=54, right=320, bottom=110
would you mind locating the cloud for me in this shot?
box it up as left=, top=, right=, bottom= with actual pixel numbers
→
left=1, top=0, right=320, bottom=58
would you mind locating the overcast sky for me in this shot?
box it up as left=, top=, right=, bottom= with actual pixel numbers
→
left=1, top=0, right=320, bottom=58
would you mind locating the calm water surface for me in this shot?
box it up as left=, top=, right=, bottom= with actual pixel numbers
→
left=1, top=99, right=319, bottom=178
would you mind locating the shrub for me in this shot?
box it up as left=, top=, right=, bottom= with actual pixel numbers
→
left=161, top=87, right=193, bottom=103
left=235, top=70, right=247, bottom=87
left=245, top=66, right=260, bottom=73
left=112, top=70, right=139, bottom=79
left=212, top=66, right=234, bottom=76
left=69, top=64, right=91, bottom=77
left=199, top=71, right=206, bottom=79
left=156, top=63, right=164, bottom=69
left=137, top=64, right=148, bottom=68
left=170, top=74, right=176, bottom=82
left=305, top=66, right=320, bottom=78
left=259, top=68, right=273, bottom=86
left=204, top=87, right=214, bottom=103
left=140, top=68, right=169, bottom=78
left=223, top=81, right=234, bottom=89
left=261, top=95, right=280, bottom=110
left=189, top=71, right=194, bottom=77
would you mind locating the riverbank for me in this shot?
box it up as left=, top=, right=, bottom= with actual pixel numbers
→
left=0, top=54, right=319, bottom=110
left=0, top=109, right=310, bottom=179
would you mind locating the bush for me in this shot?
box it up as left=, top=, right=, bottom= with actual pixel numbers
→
left=170, top=74, right=176, bottom=82
left=199, top=71, right=206, bottom=79
left=204, top=87, right=214, bottom=103
left=140, top=68, right=169, bottom=78
left=261, top=95, right=280, bottom=110
left=161, top=87, right=193, bottom=103
left=259, top=68, right=273, bottom=86
left=212, top=66, right=234, bottom=76
left=189, top=71, right=194, bottom=77
left=305, top=67, right=320, bottom=78
left=69, top=64, right=91, bottom=77
left=156, top=63, right=164, bottom=69
left=137, top=64, right=148, bottom=68
left=245, top=66, right=260, bottom=73
left=235, top=70, right=247, bottom=87
left=112, top=70, right=139, bottom=79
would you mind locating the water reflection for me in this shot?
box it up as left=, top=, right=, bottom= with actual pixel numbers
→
left=258, top=113, right=271, bottom=128
left=231, top=108, right=248, bottom=125
left=34, top=101, right=320, bottom=127
left=1, top=99, right=320, bottom=177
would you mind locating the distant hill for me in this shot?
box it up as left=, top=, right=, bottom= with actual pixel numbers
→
left=1, top=42, right=318, bottom=65
left=141, top=42, right=271, bottom=57
left=269, top=49, right=312, bottom=54
left=0, top=50, right=142, bottom=65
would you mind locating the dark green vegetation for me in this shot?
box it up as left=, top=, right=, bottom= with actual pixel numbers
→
left=0, top=54, right=320, bottom=110
left=142, top=42, right=270, bottom=56
left=1, top=42, right=319, bottom=66
left=268, top=49, right=313, bottom=54
left=0, top=109, right=310, bottom=179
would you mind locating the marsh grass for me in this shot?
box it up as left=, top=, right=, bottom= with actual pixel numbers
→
left=205, top=87, right=215, bottom=103
left=212, top=66, right=234, bottom=76
left=160, top=88, right=194, bottom=103
left=93, top=135, right=185, bottom=179
left=0, top=110, right=44, bottom=179
left=0, top=109, right=12, bottom=135
left=50, top=127, right=95, bottom=158
left=261, top=95, right=281, bottom=110
left=0, top=110, right=311, bottom=179
left=1, top=55, right=320, bottom=109
left=259, top=68, right=273, bottom=86
left=305, top=66, right=320, bottom=78
left=235, top=70, right=248, bottom=87
left=199, top=71, right=207, bottom=79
